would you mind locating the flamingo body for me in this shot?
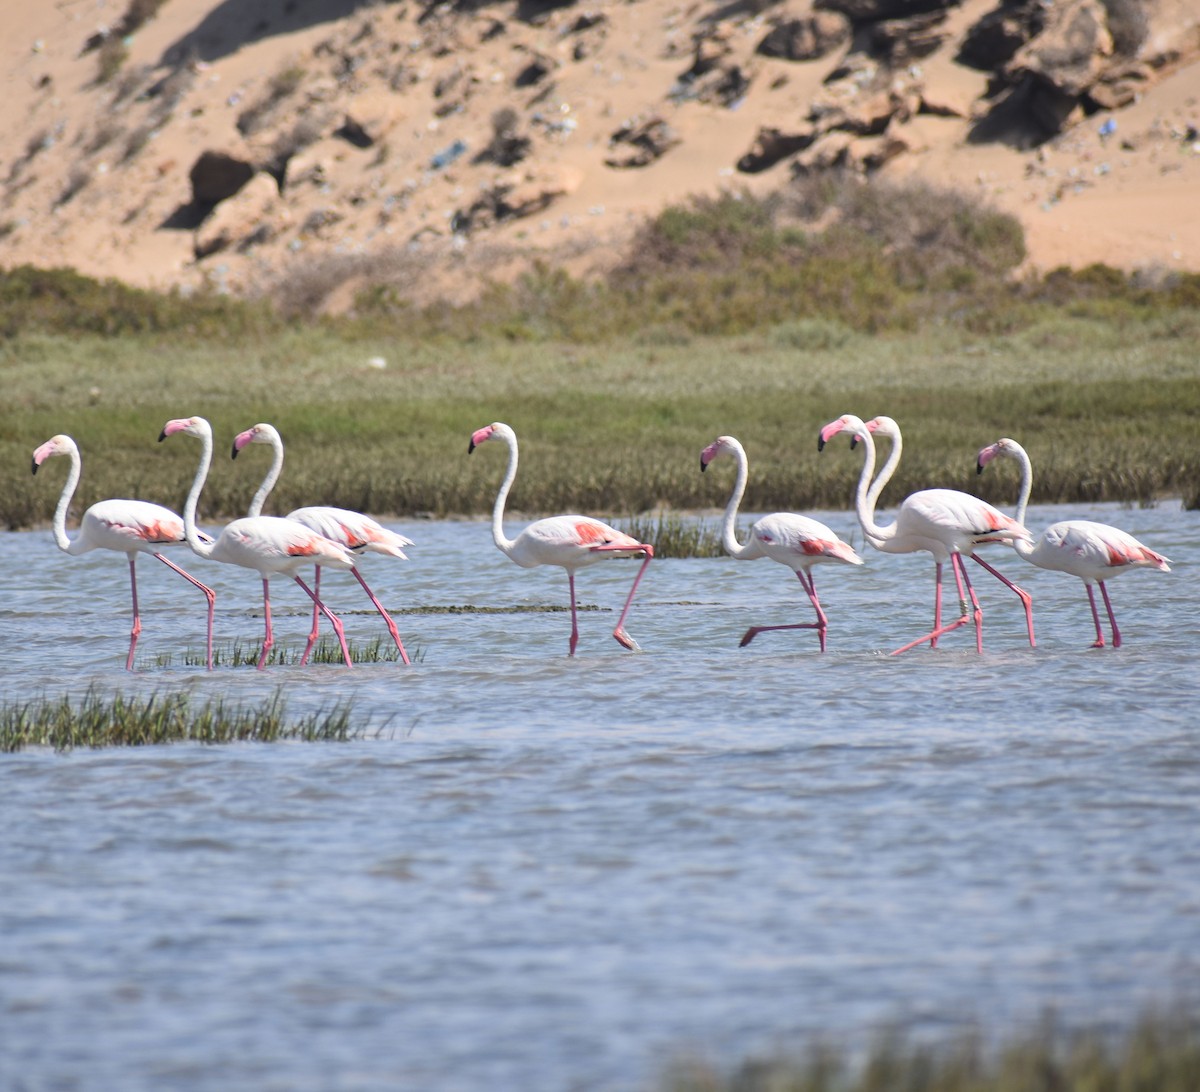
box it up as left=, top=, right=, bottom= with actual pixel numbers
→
left=31, top=434, right=216, bottom=671
left=468, top=422, right=653, bottom=655
left=977, top=437, right=1170, bottom=647
left=231, top=423, right=414, bottom=663
left=161, top=416, right=357, bottom=669
left=700, top=434, right=861, bottom=650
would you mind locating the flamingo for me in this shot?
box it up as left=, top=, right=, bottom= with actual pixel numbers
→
left=468, top=422, right=654, bottom=656
left=700, top=435, right=862, bottom=650
left=977, top=437, right=1171, bottom=648
left=31, top=434, right=216, bottom=671
left=818, top=414, right=1034, bottom=655
left=159, top=416, right=357, bottom=670
left=232, top=422, right=414, bottom=665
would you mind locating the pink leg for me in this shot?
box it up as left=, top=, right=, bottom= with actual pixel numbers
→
left=971, top=554, right=1035, bottom=648
left=740, top=569, right=829, bottom=651
left=258, top=577, right=275, bottom=670
left=1097, top=581, right=1122, bottom=648
left=300, top=566, right=323, bottom=666
left=352, top=567, right=410, bottom=665
left=1085, top=584, right=1106, bottom=647
left=931, top=562, right=943, bottom=649
left=890, top=557, right=973, bottom=656
left=567, top=570, right=580, bottom=657
left=153, top=552, right=216, bottom=670
left=602, top=544, right=653, bottom=652
left=126, top=556, right=142, bottom=671
left=294, top=575, right=352, bottom=667
left=956, top=556, right=984, bottom=653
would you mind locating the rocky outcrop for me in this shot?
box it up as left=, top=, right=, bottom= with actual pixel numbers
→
left=194, top=173, right=286, bottom=257
left=756, top=12, right=851, bottom=61
left=188, top=149, right=257, bottom=205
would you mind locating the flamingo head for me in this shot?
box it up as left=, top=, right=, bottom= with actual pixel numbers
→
left=468, top=422, right=512, bottom=454
left=976, top=437, right=1019, bottom=475
left=699, top=435, right=738, bottom=472
left=232, top=422, right=280, bottom=459
left=817, top=414, right=868, bottom=452
left=31, top=434, right=76, bottom=474
left=159, top=416, right=211, bottom=443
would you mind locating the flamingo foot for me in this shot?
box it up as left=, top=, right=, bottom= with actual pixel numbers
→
left=739, top=622, right=826, bottom=650
left=1090, top=638, right=1106, bottom=649
left=613, top=627, right=640, bottom=652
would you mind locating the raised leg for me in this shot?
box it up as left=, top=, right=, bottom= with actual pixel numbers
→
left=739, top=570, right=829, bottom=651
left=126, top=555, right=142, bottom=671
left=153, top=552, right=216, bottom=670
left=608, top=546, right=654, bottom=651
left=567, top=570, right=580, bottom=657
left=1098, top=580, right=1121, bottom=648
left=890, top=557, right=973, bottom=656
left=971, top=553, right=1035, bottom=648
left=258, top=577, right=275, bottom=670
left=300, top=565, right=323, bottom=666
left=352, top=566, right=410, bottom=664
left=294, top=575, right=353, bottom=667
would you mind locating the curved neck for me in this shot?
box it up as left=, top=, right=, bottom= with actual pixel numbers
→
left=850, top=427, right=893, bottom=544
left=489, top=431, right=519, bottom=556
left=248, top=432, right=284, bottom=518
left=1006, top=445, right=1035, bottom=559
left=181, top=425, right=217, bottom=558
left=717, top=440, right=755, bottom=558
left=50, top=442, right=82, bottom=554
left=866, top=427, right=902, bottom=514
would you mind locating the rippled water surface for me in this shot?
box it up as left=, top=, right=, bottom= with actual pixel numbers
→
left=2, top=502, right=1198, bottom=1091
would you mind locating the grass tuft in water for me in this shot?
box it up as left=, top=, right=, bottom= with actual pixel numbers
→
left=661, top=1008, right=1200, bottom=1092
left=147, top=635, right=412, bottom=669
left=619, top=513, right=726, bottom=559
left=0, top=688, right=362, bottom=751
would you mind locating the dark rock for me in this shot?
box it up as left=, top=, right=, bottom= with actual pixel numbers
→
left=188, top=149, right=256, bottom=205
left=605, top=117, right=681, bottom=168
left=756, top=12, right=851, bottom=61
left=736, top=126, right=816, bottom=172
left=814, top=0, right=960, bottom=24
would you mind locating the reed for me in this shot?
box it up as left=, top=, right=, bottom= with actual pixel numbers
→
left=662, top=1007, right=1200, bottom=1092
left=145, top=635, right=411, bottom=669
left=0, top=689, right=362, bottom=751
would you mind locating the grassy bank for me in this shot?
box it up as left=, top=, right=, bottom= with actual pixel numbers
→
left=663, top=1008, right=1200, bottom=1092
left=8, top=317, right=1198, bottom=533
left=0, top=689, right=363, bottom=751
left=5, top=181, right=1200, bottom=533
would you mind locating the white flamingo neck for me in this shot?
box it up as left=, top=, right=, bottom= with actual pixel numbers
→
left=248, top=430, right=284, bottom=518
left=50, top=440, right=82, bottom=554
left=181, top=422, right=217, bottom=559
left=717, top=440, right=755, bottom=558
left=850, top=427, right=894, bottom=545
left=1004, top=443, right=1035, bottom=558
left=866, top=426, right=903, bottom=513
left=489, top=429, right=519, bottom=557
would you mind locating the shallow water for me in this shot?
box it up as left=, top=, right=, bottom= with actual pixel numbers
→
left=1, top=501, right=1197, bottom=1091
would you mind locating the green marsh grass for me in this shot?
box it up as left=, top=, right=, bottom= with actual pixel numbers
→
left=145, top=634, right=412, bottom=670
left=0, top=689, right=362, bottom=751
left=662, top=1008, right=1200, bottom=1092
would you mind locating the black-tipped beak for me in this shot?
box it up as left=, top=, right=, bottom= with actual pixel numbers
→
left=468, top=439, right=477, bottom=454
left=700, top=457, right=708, bottom=472
left=850, top=436, right=859, bottom=450
left=817, top=436, right=826, bottom=452
left=31, top=458, right=38, bottom=476
left=157, top=429, right=168, bottom=443
left=976, top=460, right=985, bottom=475
left=231, top=441, right=240, bottom=460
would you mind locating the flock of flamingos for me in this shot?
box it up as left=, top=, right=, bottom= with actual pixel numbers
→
left=30, top=413, right=1171, bottom=670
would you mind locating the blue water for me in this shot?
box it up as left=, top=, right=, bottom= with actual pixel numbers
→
left=1, top=501, right=1197, bottom=1090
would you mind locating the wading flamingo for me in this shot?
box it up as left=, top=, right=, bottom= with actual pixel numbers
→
left=818, top=414, right=1033, bottom=655
left=31, top=434, right=216, bottom=671
left=468, top=422, right=654, bottom=656
left=977, top=437, right=1170, bottom=648
left=232, top=422, right=414, bottom=665
left=700, top=435, right=862, bottom=650
left=159, top=416, right=357, bottom=670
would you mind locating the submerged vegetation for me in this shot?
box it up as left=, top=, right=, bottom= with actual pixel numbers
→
left=664, top=1009, right=1200, bottom=1092
left=0, top=689, right=365, bottom=751
left=4, top=177, right=1200, bottom=537
left=144, top=634, right=411, bottom=670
